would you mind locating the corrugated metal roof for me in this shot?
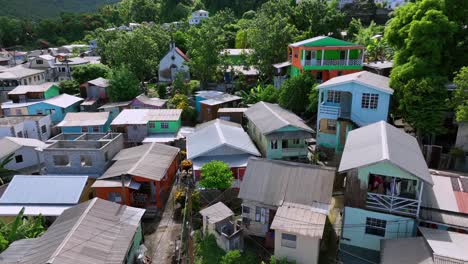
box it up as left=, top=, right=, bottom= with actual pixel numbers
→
left=423, top=174, right=460, bottom=212
left=8, top=82, right=58, bottom=95
left=363, top=61, right=393, bottom=69
left=0, top=198, right=145, bottom=264
left=42, top=93, right=83, bottom=108
left=135, top=94, right=167, bottom=107
left=200, top=94, right=242, bottom=106
left=195, top=90, right=224, bottom=99
left=380, top=237, right=434, bottom=264
left=99, top=142, right=179, bottom=181
left=221, top=49, right=253, bottom=56
left=0, top=65, right=44, bottom=79
left=419, top=208, right=468, bottom=229
left=56, top=112, right=109, bottom=127
left=317, top=71, right=393, bottom=94
left=273, top=61, right=291, bottom=69
left=0, top=205, right=71, bottom=217
left=111, top=109, right=182, bottom=125
left=0, top=137, right=47, bottom=159
left=244, top=102, right=314, bottom=135
left=199, top=202, right=233, bottom=223
left=270, top=202, right=327, bottom=238
left=0, top=175, right=88, bottom=205
left=217, top=108, right=248, bottom=113
left=238, top=158, right=335, bottom=206
left=192, top=154, right=251, bottom=170
left=87, top=77, right=109, bottom=87
left=97, top=101, right=131, bottom=109
left=187, top=119, right=260, bottom=159
left=339, top=121, right=433, bottom=185
left=419, top=227, right=468, bottom=262
left=92, top=179, right=141, bottom=190
left=289, top=36, right=327, bottom=47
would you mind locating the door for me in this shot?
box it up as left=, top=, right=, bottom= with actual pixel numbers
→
left=311, top=50, right=317, bottom=66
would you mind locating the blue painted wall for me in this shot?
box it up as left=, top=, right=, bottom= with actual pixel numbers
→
left=195, top=95, right=205, bottom=113
left=27, top=102, right=80, bottom=123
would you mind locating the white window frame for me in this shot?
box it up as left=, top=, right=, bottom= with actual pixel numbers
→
left=361, top=93, right=379, bottom=109
left=281, top=233, right=297, bottom=248
left=160, top=122, right=169, bottom=129
left=270, top=140, right=278, bottom=150
left=365, top=217, right=386, bottom=237
left=327, top=90, right=341, bottom=103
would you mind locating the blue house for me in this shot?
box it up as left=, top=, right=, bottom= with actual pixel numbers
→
left=316, top=71, right=393, bottom=153
left=27, top=93, right=83, bottom=124
left=57, top=112, right=112, bottom=133
left=338, top=121, right=433, bottom=263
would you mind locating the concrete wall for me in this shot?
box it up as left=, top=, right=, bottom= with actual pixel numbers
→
left=1, top=116, right=52, bottom=141
left=274, top=230, right=320, bottom=264
left=5, top=147, right=43, bottom=171
left=241, top=200, right=275, bottom=237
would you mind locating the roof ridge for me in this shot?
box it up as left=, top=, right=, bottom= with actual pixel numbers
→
left=48, top=198, right=98, bottom=263
left=381, top=122, right=389, bottom=160
left=215, top=120, right=226, bottom=144
left=261, top=102, right=289, bottom=128
left=128, top=143, right=154, bottom=174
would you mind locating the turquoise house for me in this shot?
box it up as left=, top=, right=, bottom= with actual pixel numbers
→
left=338, top=121, right=433, bottom=263
left=244, top=102, right=313, bottom=160
left=27, top=93, right=83, bottom=124
left=316, top=71, right=393, bottom=153
left=195, top=90, right=223, bottom=113
left=57, top=112, right=112, bottom=133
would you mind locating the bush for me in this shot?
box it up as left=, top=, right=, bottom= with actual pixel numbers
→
left=58, top=80, right=80, bottom=95
left=199, top=160, right=233, bottom=189
left=220, top=250, right=242, bottom=264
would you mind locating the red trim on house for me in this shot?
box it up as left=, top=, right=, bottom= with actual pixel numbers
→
left=176, top=48, right=189, bottom=62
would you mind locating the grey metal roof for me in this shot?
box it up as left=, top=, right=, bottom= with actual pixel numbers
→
left=97, top=101, right=131, bottom=109
left=56, top=112, right=109, bottom=127
left=220, top=49, right=253, bottom=56
left=422, top=173, right=459, bottom=212
left=270, top=202, right=327, bottom=238
left=195, top=90, right=224, bottom=99
left=187, top=119, right=260, bottom=160
left=0, top=137, right=47, bottom=159
left=217, top=108, right=248, bottom=113
left=317, top=71, right=393, bottom=94
left=289, top=36, right=327, bottom=47
left=380, top=237, right=434, bottom=264
left=8, top=82, right=58, bottom=95
left=363, top=61, right=393, bottom=69
left=111, top=109, right=182, bottom=125
left=199, top=202, right=233, bottom=223
left=0, top=175, right=88, bottom=205
left=42, top=93, right=83, bottom=108
left=419, top=208, right=468, bottom=229
left=419, top=227, right=468, bottom=262
left=87, top=77, right=109, bottom=87
left=244, top=102, right=313, bottom=135
left=200, top=94, right=242, bottom=106
left=0, top=198, right=145, bottom=264
left=338, top=121, right=433, bottom=185
left=0, top=65, right=44, bottom=79
left=99, top=142, right=179, bottom=181
left=238, top=158, right=335, bottom=206
left=273, top=61, right=292, bottom=69
left=135, top=94, right=167, bottom=107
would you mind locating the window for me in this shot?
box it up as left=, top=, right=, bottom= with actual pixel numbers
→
left=255, top=207, right=261, bottom=222
left=80, top=155, right=93, bottom=167
left=15, top=155, right=23, bottom=163
left=36, top=109, right=43, bottom=115
left=281, top=233, right=297, bottom=248
left=53, top=155, right=70, bottom=166
left=82, top=127, right=88, bottom=133
left=108, top=192, right=122, bottom=203
left=92, top=126, right=99, bottom=132
left=36, top=59, right=43, bottom=65
left=327, top=119, right=337, bottom=131
left=293, top=139, right=300, bottom=145
left=41, top=125, right=47, bottom=134
left=282, top=140, right=288, bottom=149
left=242, top=205, right=250, bottom=214
left=340, top=50, right=346, bottom=60
left=270, top=140, right=278, bottom=150
left=149, top=122, right=155, bottom=129
left=17, top=131, right=23, bottom=138
left=327, top=91, right=341, bottom=103
left=160, top=122, right=169, bottom=129
left=361, top=93, right=379, bottom=109
left=365, top=217, right=386, bottom=237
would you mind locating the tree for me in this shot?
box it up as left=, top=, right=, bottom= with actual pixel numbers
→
left=239, top=84, right=279, bottom=105
left=279, top=74, right=315, bottom=114
left=220, top=250, right=242, bottom=264
left=199, top=160, right=233, bottom=189
left=157, top=84, right=167, bottom=99
left=71, top=64, right=110, bottom=85
left=108, top=66, right=140, bottom=101
left=0, top=208, right=45, bottom=252
left=59, top=80, right=80, bottom=95
left=453, top=67, right=468, bottom=122
left=173, top=72, right=189, bottom=95
left=0, top=153, right=17, bottom=185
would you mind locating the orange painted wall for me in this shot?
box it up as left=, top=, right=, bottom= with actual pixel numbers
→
left=290, top=47, right=303, bottom=69
left=95, top=186, right=131, bottom=205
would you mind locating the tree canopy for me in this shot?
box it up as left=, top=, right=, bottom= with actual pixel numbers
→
left=453, top=67, right=468, bottom=122
left=199, top=160, right=233, bottom=189
left=108, top=66, right=141, bottom=101
left=71, top=64, right=110, bottom=85
left=279, top=74, right=316, bottom=115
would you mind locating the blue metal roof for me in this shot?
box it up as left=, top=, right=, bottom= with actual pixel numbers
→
left=0, top=175, right=88, bottom=205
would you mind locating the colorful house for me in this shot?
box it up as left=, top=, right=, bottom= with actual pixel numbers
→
left=316, top=71, right=393, bottom=153
left=0, top=137, right=46, bottom=173
left=98, top=101, right=131, bottom=120
left=187, top=119, right=260, bottom=188
left=0, top=198, right=146, bottom=264
left=8, top=82, right=60, bottom=103
left=199, top=94, right=242, bottom=122
left=288, top=36, right=365, bottom=83
left=56, top=112, right=112, bottom=133
left=26, top=93, right=83, bottom=123
left=93, top=143, right=179, bottom=214
left=244, top=102, right=313, bottom=160
left=130, top=94, right=167, bottom=109
left=338, top=121, right=433, bottom=263
left=111, top=109, right=182, bottom=143
left=80, top=77, right=110, bottom=112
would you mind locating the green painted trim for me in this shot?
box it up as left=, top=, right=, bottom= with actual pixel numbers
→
left=301, top=37, right=360, bottom=47
left=148, top=119, right=181, bottom=133
left=303, top=65, right=363, bottom=71
left=44, top=85, right=60, bottom=99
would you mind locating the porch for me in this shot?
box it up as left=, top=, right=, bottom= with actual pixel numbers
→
left=318, top=91, right=352, bottom=120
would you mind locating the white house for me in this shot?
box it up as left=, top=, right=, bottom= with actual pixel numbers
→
left=158, top=42, right=190, bottom=83
left=0, top=137, right=46, bottom=173
left=189, top=10, right=209, bottom=25
left=0, top=115, right=52, bottom=141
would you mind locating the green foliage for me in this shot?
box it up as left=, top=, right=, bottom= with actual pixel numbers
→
left=0, top=153, right=17, bottom=185
left=308, top=84, right=319, bottom=114
left=279, top=74, right=315, bottom=114
left=175, top=189, right=201, bottom=212
left=108, top=66, right=140, bottom=101
left=453, top=67, right=468, bottom=122
left=194, top=232, right=226, bottom=264
left=71, top=64, right=110, bottom=85
left=220, top=250, right=242, bottom=264
left=199, top=160, right=233, bottom=189
left=173, top=72, right=189, bottom=95
left=58, top=80, right=80, bottom=95
left=157, top=84, right=168, bottom=99
left=240, top=84, right=279, bottom=105
left=351, top=20, right=384, bottom=47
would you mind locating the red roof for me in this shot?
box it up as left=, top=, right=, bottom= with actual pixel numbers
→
left=176, top=48, right=189, bottom=62
left=454, top=191, right=468, bottom=213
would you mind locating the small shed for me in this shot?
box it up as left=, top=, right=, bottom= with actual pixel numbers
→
left=217, top=108, right=247, bottom=124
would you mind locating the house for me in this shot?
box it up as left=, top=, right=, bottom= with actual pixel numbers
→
left=8, top=82, right=60, bottom=103
left=0, top=175, right=89, bottom=222
left=338, top=121, right=433, bottom=263
left=93, top=143, right=179, bottom=212
left=187, top=119, right=260, bottom=188
left=0, top=65, right=46, bottom=102
left=0, top=137, right=46, bottom=173
left=363, top=61, right=393, bottom=77
left=54, top=57, right=90, bottom=81
left=220, top=49, right=258, bottom=84
left=56, top=112, right=112, bottom=133
left=287, top=36, right=365, bottom=83
left=25, top=93, right=83, bottom=123
left=189, top=9, right=209, bottom=25
left=195, top=90, right=223, bottom=112
left=130, top=93, right=167, bottom=109
left=42, top=132, right=124, bottom=177
left=158, top=42, right=190, bottom=83
left=111, top=109, right=182, bottom=144
left=380, top=227, right=468, bottom=264
left=0, top=198, right=146, bottom=264
left=0, top=115, right=52, bottom=141
left=217, top=108, right=248, bottom=124
left=244, top=102, right=313, bottom=160
left=199, top=94, right=242, bottom=122
left=98, top=101, right=131, bottom=120
left=238, top=158, right=335, bottom=264
left=273, top=61, right=292, bottom=88
left=200, top=202, right=243, bottom=251
left=316, top=71, right=393, bottom=153
left=27, top=55, right=58, bottom=82
left=80, top=77, right=110, bottom=111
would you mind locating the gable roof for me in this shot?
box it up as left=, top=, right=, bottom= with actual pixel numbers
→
left=419, top=227, right=468, bottom=262
left=0, top=65, right=44, bottom=79
left=0, top=137, right=47, bottom=159
left=239, top=158, right=335, bottom=206
left=99, top=142, right=179, bottom=181
left=317, top=71, right=393, bottom=94
left=8, top=82, right=58, bottom=95
left=111, top=109, right=182, bottom=125
left=289, top=36, right=362, bottom=48
left=87, top=77, right=109, bottom=88
left=199, top=202, right=233, bottom=224
left=338, top=121, right=433, bottom=185
left=41, top=93, right=83, bottom=108
left=56, top=112, right=109, bottom=127
left=187, top=119, right=260, bottom=159
left=381, top=237, right=434, bottom=264
left=176, top=47, right=189, bottom=62
left=0, top=198, right=145, bottom=264
left=134, top=94, right=167, bottom=107
left=244, top=101, right=313, bottom=134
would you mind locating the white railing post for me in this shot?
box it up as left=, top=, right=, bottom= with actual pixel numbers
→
left=416, top=182, right=424, bottom=218
left=346, top=50, right=350, bottom=66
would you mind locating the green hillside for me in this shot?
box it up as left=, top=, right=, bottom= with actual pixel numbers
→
left=0, top=0, right=120, bottom=19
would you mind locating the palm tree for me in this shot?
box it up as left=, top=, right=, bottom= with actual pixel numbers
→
left=0, top=153, right=17, bottom=185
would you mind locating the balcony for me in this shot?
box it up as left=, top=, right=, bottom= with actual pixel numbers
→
left=282, top=147, right=308, bottom=157
left=319, top=104, right=350, bottom=120
left=366, top=193, right=420, bottom=217
left=303, top=59, right=362, bottom=67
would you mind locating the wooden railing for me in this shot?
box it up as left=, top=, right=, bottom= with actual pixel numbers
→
left=366, top=192, right=419, bottom=217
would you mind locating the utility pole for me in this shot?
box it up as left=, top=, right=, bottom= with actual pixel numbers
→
left=177, top=160, right=194, bottom=264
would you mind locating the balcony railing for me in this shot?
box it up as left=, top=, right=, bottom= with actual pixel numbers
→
left=319, top=105, right=340, bottom=119
left=366, top=192, right=419, bottom=217
left=303, top=59, right=362, bottom=67
left=282, top=147, right=308, bottom=156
